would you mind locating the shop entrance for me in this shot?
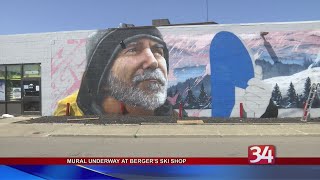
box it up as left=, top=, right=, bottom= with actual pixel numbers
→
left=22, top=78, right=41, bottom=114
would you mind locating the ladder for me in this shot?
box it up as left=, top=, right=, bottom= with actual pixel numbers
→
left=301, top=83, right=320, bottom=121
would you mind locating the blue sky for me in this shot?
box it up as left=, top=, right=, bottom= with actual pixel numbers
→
left=1, top=0, right=320, bottom=35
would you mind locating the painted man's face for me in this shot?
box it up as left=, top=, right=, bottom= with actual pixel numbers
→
left=107, top=38, right=168, bottom=110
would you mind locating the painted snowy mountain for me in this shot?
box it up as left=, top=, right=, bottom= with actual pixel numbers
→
left=163, top=33, right=211, bottom=68
left=263, top=67, right=320, bottom=96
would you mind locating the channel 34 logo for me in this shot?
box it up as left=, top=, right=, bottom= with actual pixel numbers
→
left=248, top=145, right=276, bottom=164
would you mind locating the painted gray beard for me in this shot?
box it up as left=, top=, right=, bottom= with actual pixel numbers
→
left=106, top=69, right=168, bottom=110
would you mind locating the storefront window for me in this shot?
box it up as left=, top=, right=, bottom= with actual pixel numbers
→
left=23, top=64, right=41, bottom=78
left=0, top=66, right=5, bottom=101
left=6, top=65, right=21, bottom=101
left=7, top=65, right=21, bottom=80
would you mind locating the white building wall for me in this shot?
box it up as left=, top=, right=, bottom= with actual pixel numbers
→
left=0, top=30, right=94, bottom=116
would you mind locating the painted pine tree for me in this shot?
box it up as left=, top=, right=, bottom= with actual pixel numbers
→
left=287, top=82, right=297, bottom=107
left=198, top=83, right=209, bottom=107
left=184, top=84, right=197, bottom=108
left=271, top=83, right=282, bottom=106
left=303, top=77, right=311, bottom=101
left=173, top=87, right=182, bottom=109
left=167, top=89, right=173, bottom=98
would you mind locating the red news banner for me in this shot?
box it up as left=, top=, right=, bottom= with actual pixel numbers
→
left=0, top=157, right=320, bottom=165
left=1, top=145, right=318, bottom=165
left=67, top=158, right=187, bottom=164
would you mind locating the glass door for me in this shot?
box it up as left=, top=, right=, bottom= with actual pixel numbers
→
left=22, top=64, right=41, bottom=115
left=22, top=78, right=41, bottom=114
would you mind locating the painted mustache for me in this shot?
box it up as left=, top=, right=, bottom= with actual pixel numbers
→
left=132, top=69, right=166, bottom=86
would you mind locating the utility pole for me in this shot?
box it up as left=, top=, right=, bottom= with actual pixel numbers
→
left=206, top=0, right=209, bottom=22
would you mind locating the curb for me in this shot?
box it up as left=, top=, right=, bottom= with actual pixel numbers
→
left=139, top=123, right=320, bottom=125
left=46, top=134, right=320, bottom=138
left=49, top=134, right=136, bottom=138
left=129, top=134, right=320, bottom=138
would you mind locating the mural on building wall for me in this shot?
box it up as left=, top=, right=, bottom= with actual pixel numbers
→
left=54, top=27, right=174, bottom=116
left=163, top=30, right=275, bottom=118
left=162, top=31, right=213, bottom=117
left=51, top=26, right=320, bottom=118
left=51, top=38, right=87, bottom=111
left=240, top=30, right=320, bottom=117
left=210, top=31, right=274, bottom=118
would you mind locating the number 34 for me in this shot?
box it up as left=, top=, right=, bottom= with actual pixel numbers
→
left=248, top=145, right=275, bottom=164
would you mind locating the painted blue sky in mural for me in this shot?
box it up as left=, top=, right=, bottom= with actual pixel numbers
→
left=0, top=0, right=320, bottom=35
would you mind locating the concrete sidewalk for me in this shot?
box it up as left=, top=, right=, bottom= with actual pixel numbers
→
left=0, top=117, right=319, bottom=138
